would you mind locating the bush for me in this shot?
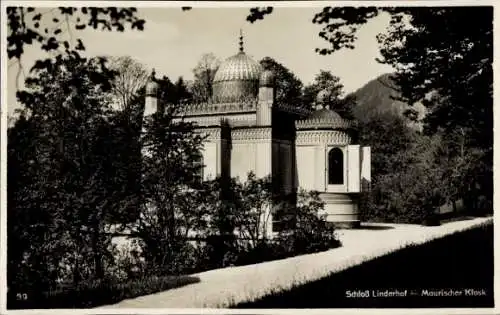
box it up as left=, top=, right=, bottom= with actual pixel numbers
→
left=234, top=241, right=286, bottom=266
left=182, top=175, right=341, bottom=271
left=359, top=135, right=448, bottom=225
left=107, top=241, right=146, bottom=281
left=194, top=234, right=240, bottom=270
left=276, top=190, right=341, bottom=253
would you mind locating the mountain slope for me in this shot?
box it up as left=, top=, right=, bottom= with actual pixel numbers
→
left=349, top=73, right=426, bottom=124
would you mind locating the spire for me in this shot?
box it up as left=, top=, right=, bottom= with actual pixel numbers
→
left=239, top=29, right=244, bottom=53
left=150, top=68, right=156, bottom=80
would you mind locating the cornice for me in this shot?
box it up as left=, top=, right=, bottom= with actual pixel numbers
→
left=231, top=127, right=272, bottom=141
left=195, top=127, right=221, bottom=141
left=275, top=102, right=312, bottom=117
left=296, top=117, right=356, bottom=130
left=177, top=99, right=258, bottom=116
left=296, top=130, right=352, bottom=145
left=178, top=113, right=256, bottom=127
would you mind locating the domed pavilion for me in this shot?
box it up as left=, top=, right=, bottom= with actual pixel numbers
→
left=144, top=33, right=371, bottom=231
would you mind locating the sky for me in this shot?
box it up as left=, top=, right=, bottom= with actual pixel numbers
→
left=6, top=6, right=395, bottom=117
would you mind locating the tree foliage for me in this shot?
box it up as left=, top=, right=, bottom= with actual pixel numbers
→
left=358, top=111, right=444, bottom=224
left=308, top=7, right=492, bottom=151
left=7, top=7, right=145, bottom=67
left=259, top=57, right=303, bottom=107
left=195, top=173, right=340, bottom=269
left=174, top=77, right=192, bottom=104
left=131, top=75, right=205, bottom=274
left=303, top=70, right=356, bottom=118
left=106, top=56, right=150, bottom=112
left=246, top=7, right=274, bottom=23
left=8, top=53, right=120, bottom=297
left=312, top=7, right=380, bottom=55
left=190, top=53, right=221, bottom=102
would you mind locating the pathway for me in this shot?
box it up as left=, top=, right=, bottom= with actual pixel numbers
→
left=99, top=216, right=492, bottom=309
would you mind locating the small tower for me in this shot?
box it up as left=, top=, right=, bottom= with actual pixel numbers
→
left=257, top=69, right=275, bottom=125
left=145, top=69, right=158, bottom=116
left=295, top=89, right=371, bottom=228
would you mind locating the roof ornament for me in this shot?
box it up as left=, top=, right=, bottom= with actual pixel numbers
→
left=146, top=68, right=159, bottom=96
left=239, top=29, right=244, bottom=53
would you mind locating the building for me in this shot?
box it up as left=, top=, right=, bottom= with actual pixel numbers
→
left=143, top=35, right=371, bottom=231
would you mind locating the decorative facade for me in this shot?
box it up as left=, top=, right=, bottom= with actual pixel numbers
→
left=144, top=34, right=371, bottom=230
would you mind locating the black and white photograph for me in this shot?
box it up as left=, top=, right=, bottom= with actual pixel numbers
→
left=2, top=1, right=496, bottom=312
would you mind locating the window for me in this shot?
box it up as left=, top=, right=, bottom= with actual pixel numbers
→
left=193, top=152, right=204, bottom=184
left=328, top=147, right=344, bottom=185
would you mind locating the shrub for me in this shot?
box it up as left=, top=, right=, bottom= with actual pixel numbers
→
left=107, top=241, right=146, bottom=281
left=360, top=134, right=448, bottom=225
left=276, top=189, right=341, bottom=254
left=234, top=240, right=286, bottom=266
left=194, top=174, right=341, bottom=269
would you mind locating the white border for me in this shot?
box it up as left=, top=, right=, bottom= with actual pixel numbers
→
left=1, top=1, right=498, bottom=315
left=0, top=0, right=499, bottom=8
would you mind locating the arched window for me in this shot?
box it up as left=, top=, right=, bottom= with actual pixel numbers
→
left=328, top=147, right=344, bottom=185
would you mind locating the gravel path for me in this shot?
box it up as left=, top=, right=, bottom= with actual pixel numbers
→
left=99, top=217, right=492, bottom=309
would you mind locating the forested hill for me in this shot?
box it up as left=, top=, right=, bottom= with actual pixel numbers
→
left=349, top=73, right=426, bottom=125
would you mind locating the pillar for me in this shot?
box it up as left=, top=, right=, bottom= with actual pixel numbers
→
left=257, top=70, right=275, bottom=126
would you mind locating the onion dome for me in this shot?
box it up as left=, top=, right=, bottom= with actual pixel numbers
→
left=145, top=69, right=158, bottom=96
left=259, top=69, right=275, bottom=87
left=213, top=52, right=262, bottom=83
left=296, top=89, right=356, bottom=130
left=296, top=108, right=355, bottom=130
left=309, top=108, right=343, bottom=121
left=212, top=31, right=262, bottom=103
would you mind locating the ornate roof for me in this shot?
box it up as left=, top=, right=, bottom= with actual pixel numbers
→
left=212, top=31, right=262, bottom=103
left=309, top=108, right=342, bottom=121
left=296, top=107, right=356, bottom=130
left=296, top=88, right=357, bottom=130
left=213, top=52, right=262, bottom=83
left=211, top=52, right=262, bottom=103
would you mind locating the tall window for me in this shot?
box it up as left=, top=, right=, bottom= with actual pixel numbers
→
left=193, top=152, right=204, bottom=184
left=328, top=147, right=344, bottom=185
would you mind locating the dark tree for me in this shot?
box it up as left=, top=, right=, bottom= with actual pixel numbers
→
left=259, top=57, right=303, bottom=107
left=7, top=7, right=146, bottom=79
left=132, top=75, right=205, bottom=274
left=303, top=70, right=356, bottom=118
left=191, top=53, right=221, bottom=102
left=174, top=76, right=192, bottom=104
left=106, top=56, right=149, bottom=112
left=8, top=53, right=120, bottom=299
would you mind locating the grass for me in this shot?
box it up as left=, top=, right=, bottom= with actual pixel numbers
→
left=233, top=222, right=494, bottom=308
left=8, top=274, right=200, bottom=309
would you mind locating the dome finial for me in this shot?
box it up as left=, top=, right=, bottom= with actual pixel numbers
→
left=146, top=68, right=159, bottom=96
left=239, top=29, right=244, bottom=53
